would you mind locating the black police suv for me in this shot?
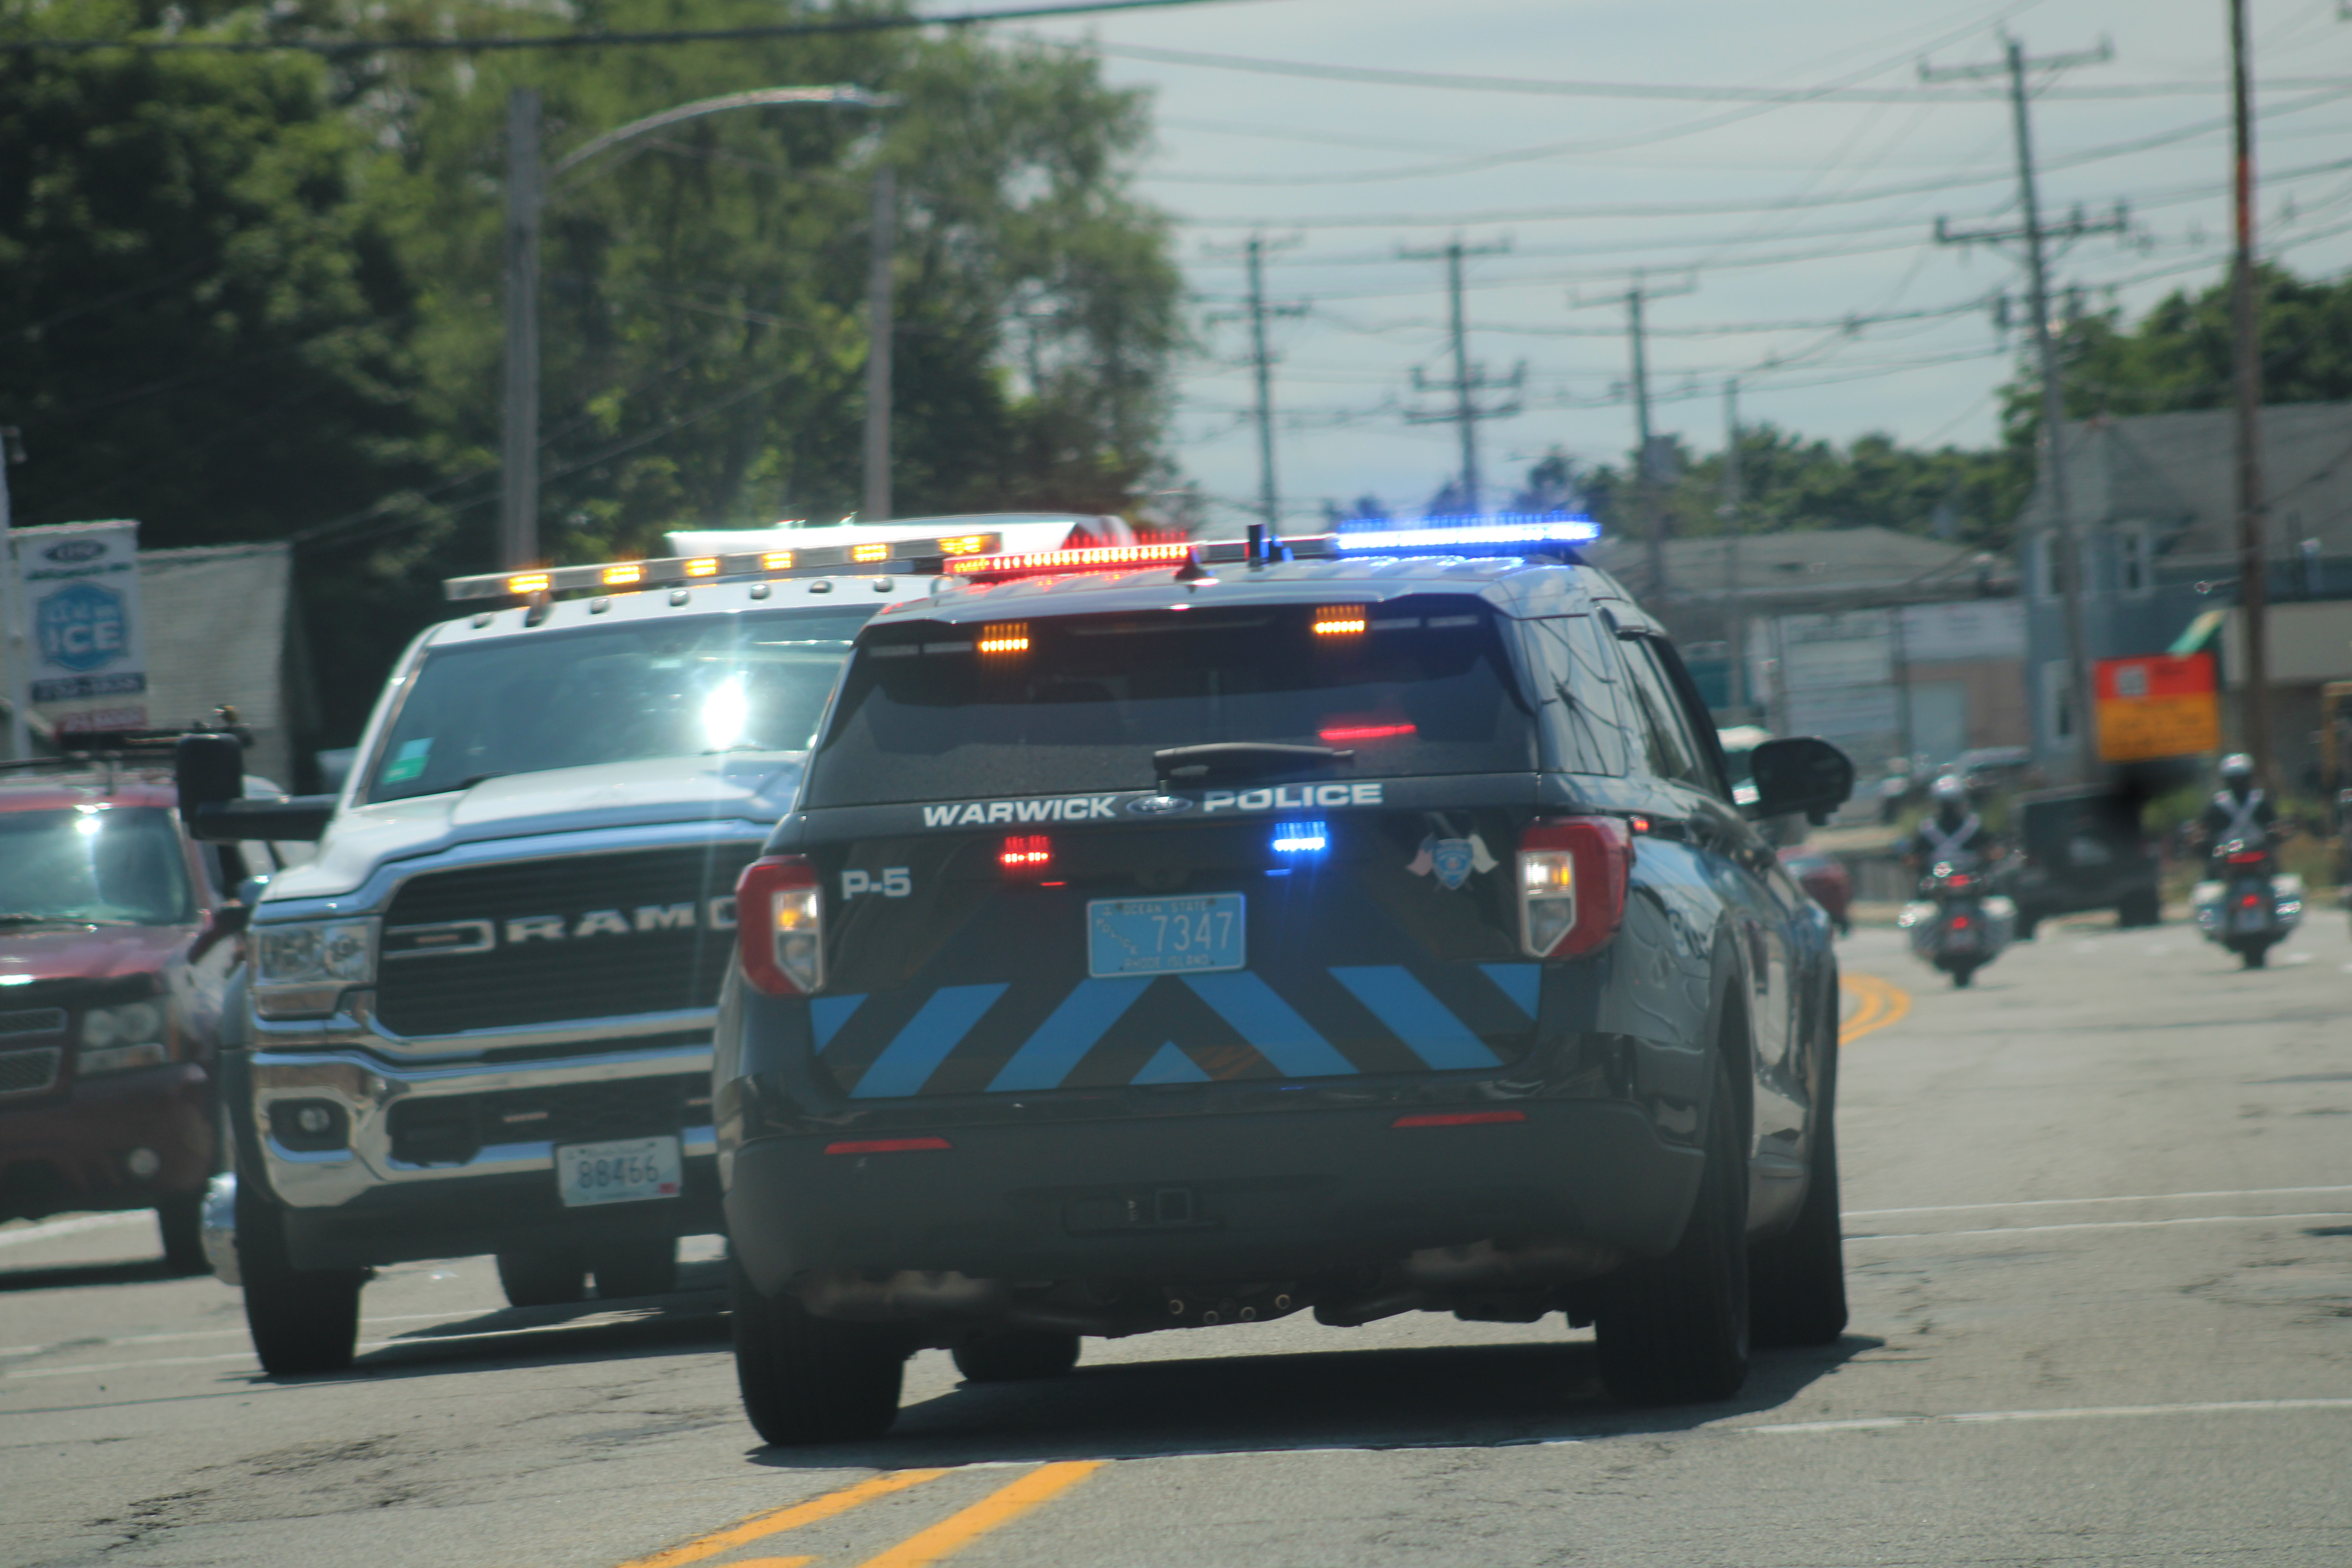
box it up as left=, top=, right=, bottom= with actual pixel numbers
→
left=713, top=535, right=1856, bottom=1443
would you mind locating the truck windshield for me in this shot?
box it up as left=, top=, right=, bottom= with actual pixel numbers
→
left=804, top=597, right=1534, bottom=806
left=368, top=606, right=876, bottom=803
left=0, top=807, right=196, bottom=927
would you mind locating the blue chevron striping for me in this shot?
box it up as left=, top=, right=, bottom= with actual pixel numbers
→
left=1181, top=972, right=1359, bottom=1078
left=985, top=978, right=1151, bottom=1093
left=1131, top=1042, right=1212, bottom=1085
left=849, top=984, right=1009, bottom=1098
left=1330, top=966, right=1504, bottom=1069
left=1477, top=963, right=1542, bottom=1020
left=810, top=995, right=867, bottom=1053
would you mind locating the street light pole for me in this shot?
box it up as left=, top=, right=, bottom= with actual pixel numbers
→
left=501, top=84, right=899, bottom=568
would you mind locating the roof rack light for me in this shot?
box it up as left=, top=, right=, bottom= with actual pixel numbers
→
left=442, top=532, right=1003, bottom=602
left=1333, top=514, right=1599, bottom=556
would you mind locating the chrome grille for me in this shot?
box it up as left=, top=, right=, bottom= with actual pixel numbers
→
left=0, top=1048, right=63, bottom=1097
left=373, top=844, right=763, bottom=1036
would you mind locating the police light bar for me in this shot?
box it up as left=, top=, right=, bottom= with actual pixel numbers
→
left=943, top=541, right=1196, bottom=579
left=441, top=532, right=1001, bottom=602
left=1333, top=514, right=1599, bottom=556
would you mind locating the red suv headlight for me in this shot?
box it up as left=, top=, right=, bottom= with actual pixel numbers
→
left=1517, top=817, right=1634, bottom=960
left=735, top=855, right=824, bottom=996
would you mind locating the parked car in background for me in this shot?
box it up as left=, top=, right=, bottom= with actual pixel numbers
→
left=0, top=750, right=278, bottom=1270
left=2009, top=786, right=2162, bottom=938
left=1777, top=845, right=1854, bottom=935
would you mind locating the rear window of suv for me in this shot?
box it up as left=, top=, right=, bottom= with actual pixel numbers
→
left=803, top=596, right=1536, bottom=806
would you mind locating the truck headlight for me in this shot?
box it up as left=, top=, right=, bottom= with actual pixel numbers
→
left=254, top=920, right=377, bottom=1018
left=78, top=1000, right=170, bottom=1074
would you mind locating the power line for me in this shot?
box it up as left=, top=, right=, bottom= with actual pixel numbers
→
left=1204, top=235, right=1307, bottom=530
left=0, top=0, right=1258, bottom=54
left=1399, top=239, right=1520, bottom=512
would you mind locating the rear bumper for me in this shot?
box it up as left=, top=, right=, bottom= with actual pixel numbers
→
left=0, top=1063, right=215, bottom=1221
left=726, top=1098, right=1700, bottom=1296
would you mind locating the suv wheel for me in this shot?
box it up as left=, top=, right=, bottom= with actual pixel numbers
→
left=236, top=1178, right=363, bottom=1376
left=1750, top=1016, right=1848, bottom=1348
left=591, top=1238, right=678, bottom=1299
left=1595, top=1057, right=1750, bottom=1404
left=496, top=1248, right=588, bottom=1308
left=731, top=1255, right=907, bottom=1445
left=953, top=1330, right=1082, bottom=1383
left=157, top=1192, right=209, bottom=1276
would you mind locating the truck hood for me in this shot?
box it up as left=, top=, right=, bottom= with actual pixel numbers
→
left=265, top=754, right=806, bottom=903
left=0, top=923, right=190, bottom=986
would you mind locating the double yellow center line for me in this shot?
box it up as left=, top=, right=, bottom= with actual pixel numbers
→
left=1839, top=972, right=1911, bottom=1045
left=615, top=1460, right=1105, bottom=1568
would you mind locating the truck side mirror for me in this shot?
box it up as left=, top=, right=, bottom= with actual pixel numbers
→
left=175, top=733, right=245, bottom=818
left=1748, top=736, right=1855, bottom=826
left=175, top=733, right=336, bottom=843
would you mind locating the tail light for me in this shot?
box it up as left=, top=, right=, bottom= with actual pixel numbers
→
left=2227, top=851, right=2266, bottom=865
left=1946, top=874, right=1973, bottom=890
left=1951, top=915, right=1972, bottom=929
left=736, top=856, right=823, bottom=995
left=1518, top=817, right=1633, bottom=959
left=1000, top=835, right=1053, bottom=878
left=2241, top=893, right=2261, bottom=907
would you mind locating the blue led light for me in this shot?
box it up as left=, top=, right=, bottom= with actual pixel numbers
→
left=1333, top=513, right=1600, bottom=557
left=1270, top=820, right=1330, bottom=855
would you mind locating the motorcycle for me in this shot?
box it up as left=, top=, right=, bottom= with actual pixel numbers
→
left=2192, top=839, right=2303, bottom=969
left=1899, top=858, right=2016, bottom=988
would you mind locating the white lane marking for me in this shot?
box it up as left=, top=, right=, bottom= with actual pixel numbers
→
left=0, top=1212, right=148, bottom=1250
left=1847, top=1185, right=2352, bottom=1218
left=1737, top=1398, right=2352, bottom=1436
left=1851, top=1212, right=2352, bottom=1242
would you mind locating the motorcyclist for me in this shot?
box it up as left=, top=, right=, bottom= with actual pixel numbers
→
left=2199, top=753, right=2278, bottom=877
left=1905, top=775, right=1997, bottom=876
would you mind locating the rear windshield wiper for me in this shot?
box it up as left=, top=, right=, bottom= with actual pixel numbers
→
left=1152, top=743, right=1355, bottom=783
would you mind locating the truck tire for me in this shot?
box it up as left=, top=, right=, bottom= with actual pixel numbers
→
left=592, top=1238, right=678, bottom=1299
left=731, top=1255, right=907, bottom=1445
left=236, top=1180, right=363, bottom=1376
left=157, top=1193, right=209, bottom=1276
left=953, top=1330, right=1082, bottom=1383
left=1595, top=1057, right=1750, bottom=1404
left=1751, top=1023, right=1847, bottom=1348
left=497, top=1249, right=588, bottom=1308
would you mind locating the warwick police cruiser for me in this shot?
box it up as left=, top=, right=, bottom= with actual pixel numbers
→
left=179, top=515, right=1142, bottom=1374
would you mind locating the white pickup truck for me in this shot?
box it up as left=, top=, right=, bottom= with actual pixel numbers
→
left=184, top=514, right=1139, bottom=1373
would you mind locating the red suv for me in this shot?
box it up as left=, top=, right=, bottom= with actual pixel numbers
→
left=0, top=764, right=258, bottom=1270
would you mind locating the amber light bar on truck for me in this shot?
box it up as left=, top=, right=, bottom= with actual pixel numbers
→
left=441, top=532, right=1002, bottom=602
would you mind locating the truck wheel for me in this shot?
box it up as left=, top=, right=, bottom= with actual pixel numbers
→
left=497, top=1249, right=588, bottom=1308
left=1751, top=1030, right=1847, bottom=1348
left=1595, top=1057, right=1750, bottom=1404
left=591, top=1238, right=678, bottom=1299
left=157, top=1193, right=209, bottom=1276
left=236, top=1181, right=363, bottom=1376
left=731, top=1255, right=907, bottom=1445
left=953, top=1330, right=1082, bottom=1383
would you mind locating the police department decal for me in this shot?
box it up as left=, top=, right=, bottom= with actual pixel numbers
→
left=921, top=782, right=1382, bottom=828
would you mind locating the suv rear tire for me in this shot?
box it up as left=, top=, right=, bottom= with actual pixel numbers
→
left=497, top=1248, right=588, bottom=1308
left=953, top=1330, right=1082, bottom=1383
left=731, top=1256, right=907, bottom=1445
left=592, top=1238, right=679, bottom=1299
left=1595, top=1056, right=1750, bottom=1404
left=1751, top=1013, right=1848, bottom=1348
left=236, top=1178, right=363, bottom=1376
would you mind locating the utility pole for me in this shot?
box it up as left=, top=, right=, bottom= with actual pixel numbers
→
left=1402, top=237, right=1521, bottom=514
left=2229, top=0, right=2273, bottom=784
left=501, top=87, right=541, bottom=572
left=864, top=165, right=895, bottom=523
left=1925, top=35, right=2123, bottom=784
left=1572, top=271, right=1694, bottom=601
left=1720, top=378, right=1747, bottom=717
left=1207, top=234, right=1307, bottom=532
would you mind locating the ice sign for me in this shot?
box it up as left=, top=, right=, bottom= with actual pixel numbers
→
left=10, top=519, right=148, bottom=730
left=36, top=581, right=130, bottom=671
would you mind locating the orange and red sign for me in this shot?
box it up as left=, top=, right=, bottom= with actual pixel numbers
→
left=2095, top=653, right=2220, bottom=762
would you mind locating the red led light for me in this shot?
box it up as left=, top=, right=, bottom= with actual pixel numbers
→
left=1951, top=916, right=1971, bottom=928
left=1000, top=835, right=1053, bottom=876
left=946, top=542, right=1194, bottom=579
left=1391, top=1110, right=1528, bottom=1129
left=823, top=1136, right=952, bottom=1155
left=1318, top=722, right=1417, bottom=743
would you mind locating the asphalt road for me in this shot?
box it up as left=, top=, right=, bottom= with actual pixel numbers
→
left=7, top=913, right=2350, bottom=1567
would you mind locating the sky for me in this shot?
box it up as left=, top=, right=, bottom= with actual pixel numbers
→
left=1005, top=0, right=2352, bottom=531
